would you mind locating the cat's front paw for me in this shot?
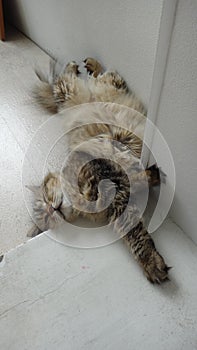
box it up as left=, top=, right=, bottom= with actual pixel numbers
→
left=65, top=61, right=80, bottom=75
left=83, top=58, right=103, bottom=77
left=139, top=250, right=170, bottom=284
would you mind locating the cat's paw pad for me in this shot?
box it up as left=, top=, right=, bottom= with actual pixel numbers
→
left=65, top=61, right=80, bottom=75
left=141, top=251, right=171, bottom=284
left=83, top=58, right=103, bottom=77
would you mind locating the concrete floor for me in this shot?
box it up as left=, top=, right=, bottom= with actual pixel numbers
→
left=1, top=219, right=197, bottom=350
left=0, top=28, right=197, bottom=350
left=0, top=28, right=51, bottom=255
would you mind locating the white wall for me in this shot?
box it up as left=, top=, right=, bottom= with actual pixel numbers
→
left=5, top=0, right=164, bottom=107
left=151, top=0, right=197, bottom=243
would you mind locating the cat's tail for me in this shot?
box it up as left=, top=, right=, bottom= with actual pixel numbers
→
left=34, top=60, right=57, bottom=113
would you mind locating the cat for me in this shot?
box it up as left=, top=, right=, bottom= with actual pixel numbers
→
left=28, top=58, right=170, bottom=283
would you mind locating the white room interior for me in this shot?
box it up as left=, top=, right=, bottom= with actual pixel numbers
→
left=0, top=0, right=197, bottom=349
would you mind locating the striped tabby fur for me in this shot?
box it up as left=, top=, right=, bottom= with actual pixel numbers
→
left=29, top=58, right=169, bottom=283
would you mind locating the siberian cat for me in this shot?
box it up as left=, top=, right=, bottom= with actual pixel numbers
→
left=28, top=58, right=170, bottom=283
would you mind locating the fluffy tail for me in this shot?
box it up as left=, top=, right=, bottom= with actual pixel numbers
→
left=34, top=60, right=57, bottom=113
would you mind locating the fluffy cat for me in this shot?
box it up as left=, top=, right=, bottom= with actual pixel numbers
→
left=28, top=58, right=169, bottom=283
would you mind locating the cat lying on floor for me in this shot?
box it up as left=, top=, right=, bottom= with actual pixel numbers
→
left=28, top=58, right=170, bottom=283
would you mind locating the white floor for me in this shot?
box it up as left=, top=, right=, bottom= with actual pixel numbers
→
left=0, top=28, right=197, bottom=350
left=1, top=219, right=197, bottom=350
left=0, top=28, right=51, bottom=255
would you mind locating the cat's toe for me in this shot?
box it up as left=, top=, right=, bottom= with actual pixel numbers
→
left=83, top=58, right=103, bottom=77
left=140, top=251, right=171, bottom=284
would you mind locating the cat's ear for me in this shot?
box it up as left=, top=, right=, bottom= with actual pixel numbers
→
left=25, top=185, right=41, bottom=193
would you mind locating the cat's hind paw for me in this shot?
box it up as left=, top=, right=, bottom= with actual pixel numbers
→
left=140, top=250, right=171, bottom=284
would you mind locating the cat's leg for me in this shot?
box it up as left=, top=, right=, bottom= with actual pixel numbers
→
left=112, top=205, right=170, bottom=283
left=53, top=76, right=76, bottom=107
left=62, top=61, right=80, bottom=76
left=83, top=57, right=129, bottom=94
left=129, top=164, right=163, bottom=193
left=53, top=59, right=96, bottom=109
left=83, top=58, right=104, bottom=77
left=34, top=60, right=80, bottom=112
left=123, top=220, right=170, bottom=283
left=83, top=57, right=128, bottom=90
left=98, top=71, right=128, bottom=91
left=53, top=64, right=81, bottom=108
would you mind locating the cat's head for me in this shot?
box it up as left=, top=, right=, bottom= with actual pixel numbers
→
left=27, top=172, right=66, bottom=233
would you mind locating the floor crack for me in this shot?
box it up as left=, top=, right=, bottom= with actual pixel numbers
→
left=0, top=272, right=83, bottom=319
left=28, top=272, right=82, bottom=306
left=0, top=300, right=30, bottom=319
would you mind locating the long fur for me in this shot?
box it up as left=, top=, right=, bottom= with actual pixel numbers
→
left=29, top=58, right=169, bottom=283
left=35, top=59, right=146, bottom=115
